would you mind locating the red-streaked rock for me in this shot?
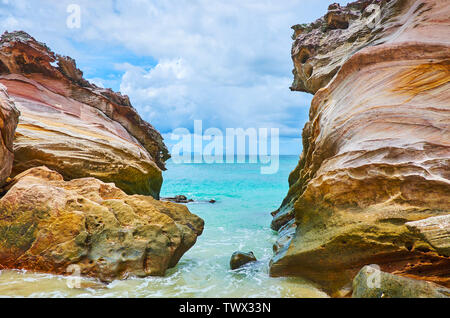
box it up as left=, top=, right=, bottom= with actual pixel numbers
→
left=271, top=0, right=450, bottom=293
left=0, top=83, right=19, bottom=186
left=0, top=31, right=169, bottom=198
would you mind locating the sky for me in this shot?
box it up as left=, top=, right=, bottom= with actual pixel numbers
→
left=0, top=0, right=346, bottom=155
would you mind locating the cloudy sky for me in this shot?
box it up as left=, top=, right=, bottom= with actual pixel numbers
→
left=0, top=0, right=345, bottom=154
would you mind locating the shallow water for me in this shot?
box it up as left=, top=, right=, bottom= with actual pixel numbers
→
left=0, top=156, right=327, bottom=298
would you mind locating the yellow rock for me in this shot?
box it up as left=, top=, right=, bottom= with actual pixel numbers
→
left=0, top=166, right=204, bottom=282
left=0, top=31, right=169, bottom=198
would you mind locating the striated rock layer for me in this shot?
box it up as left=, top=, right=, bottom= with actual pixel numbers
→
left=0, top=31, right=169, bottom=198
left=0, top=166, right=204, bottom=281
left=0, top=83, right=19, bottom=186
left=270, top=0, right=450, bottom=293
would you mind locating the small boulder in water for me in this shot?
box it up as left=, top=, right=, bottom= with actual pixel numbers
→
left=162, top=195, right=194, bottom=203
left=230, top=251, right=257, bottom=270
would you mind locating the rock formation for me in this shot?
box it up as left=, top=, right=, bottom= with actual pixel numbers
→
left=0, top=166, right=204, bottom=281
left=270, top=0, right=450, bottom=293
left=0, top=83, right=19, bottom=186
left=0, top=31, right=169, bottom=198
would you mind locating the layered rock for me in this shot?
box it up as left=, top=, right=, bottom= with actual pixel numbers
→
left=0, top=83, right=19, bottom=186
left=0, top=31, right=169, bottom=198
left=270, top=0, right=450, bottom=293
left=0, top=166, right=204, bottom=281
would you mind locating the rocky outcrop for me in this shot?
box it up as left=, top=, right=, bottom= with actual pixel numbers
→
left=0, top=31, right=169, bottom=198
left=0, top=83, right=19, bottom=186
left=352, top=265, right=450, bottom=298
left=406, top=215, right=450, bottom=257
left=0, top=166, right=204, bottom=281
left=270, top=0, right=450, bottom=293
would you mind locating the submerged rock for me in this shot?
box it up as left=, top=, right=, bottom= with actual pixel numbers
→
left=162, top=195, right=194, bottom=203
left=230, top=251, right=257, bottom=270
left=0, top=83, right=19, bottom=186
left=0, top=166, right=204, bottom=282
left=352, top=265, right=450, bottom=298
left=0, top=31, right=169, bottom=198
left=270, top=0, right=450, bottom=293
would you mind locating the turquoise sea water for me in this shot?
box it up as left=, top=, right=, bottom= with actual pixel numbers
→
left=0, top=156, right=327, bottom=297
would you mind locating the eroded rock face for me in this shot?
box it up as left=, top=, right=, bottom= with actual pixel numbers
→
left=230, top=251, right=257, bottom=270
left=0, top=31, right=169, bottom=198
left=0, top=83, right=19, bottom=186
left=271, top=0, right=450, bottom=293
left=0, top=166, right=204, bottom=281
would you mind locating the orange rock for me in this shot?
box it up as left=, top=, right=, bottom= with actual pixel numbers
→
left=270, top=0, right=450, bottom=293
left=0, top=166, right=204, bottom=282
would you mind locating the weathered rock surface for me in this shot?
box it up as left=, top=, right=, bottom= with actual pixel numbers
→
left=270, top=0, right=450, bottom=293
left=0, top=83, right=19, bottom=186
left=161, top=195, right=217, bottom=204
left=0, top=166, right=204, bottom=281
left=230, top=251, right=257, bottom=270
left=0, top=31, right=169, bottom=198
left=352, top=265, right=450, bottom=298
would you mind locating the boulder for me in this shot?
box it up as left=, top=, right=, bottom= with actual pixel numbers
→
left=230, top=251, right=257, bottom=270
left=352, top=265, right=450, bottom=298
left=0, top=166, right=204, bottom=282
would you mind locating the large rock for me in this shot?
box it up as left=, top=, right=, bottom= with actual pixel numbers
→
left=0, top=31, right=169, bottom=198
left=406, top=215, right=450, bottom=257
left=352, top=265, right=450, bottom=298
left=0, top=83, right=19, bottom=186
left=270, top=0, right=450, bottom=293
left=0, top=166, right=204, bottom=281
left=230, top=251, right=257, bottom=270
